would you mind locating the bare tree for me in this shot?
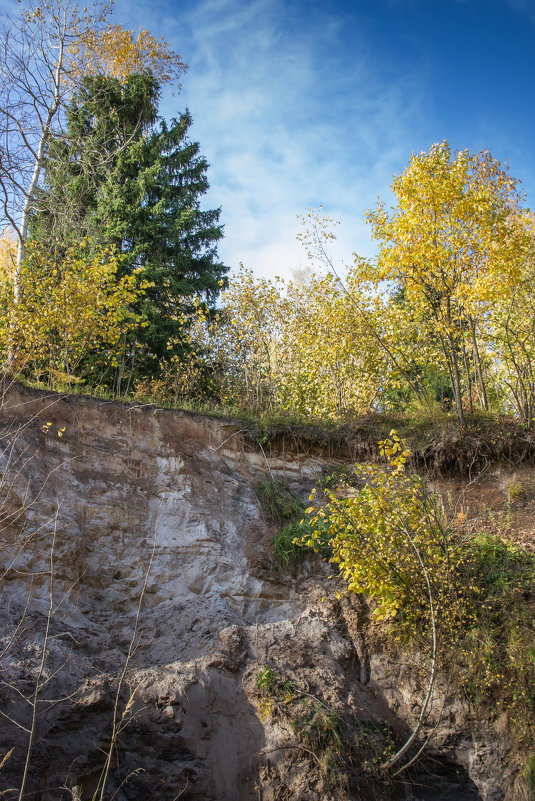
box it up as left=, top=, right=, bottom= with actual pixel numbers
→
left=0, top=0, right=109, bottom=296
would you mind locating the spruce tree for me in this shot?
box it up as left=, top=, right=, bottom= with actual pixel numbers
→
left=31, top=73, right=160, bottom=254
left=32, top=73, right=227, bottom=372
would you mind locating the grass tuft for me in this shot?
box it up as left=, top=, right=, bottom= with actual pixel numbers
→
left=256, top=479, right=303, bottom=523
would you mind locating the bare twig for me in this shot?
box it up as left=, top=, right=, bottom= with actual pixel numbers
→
left=92, top=506, right=159, bottom=801
left=18, top=506, right=59, bottom=801
left=211, top=429, right=247, bottom=453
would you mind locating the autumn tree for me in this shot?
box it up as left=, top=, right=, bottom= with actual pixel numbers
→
left=195, top=266, right=391, bottom=419
left=280, top=272, right=386, bottom=417
left=74, top=24, right=186, bottom=86
left=364, top=142, right=525, bottom=422
left=485, top=213, right=535, bottom=423
left=298, top=209, right=443, bottom=412
left=210, top=267, right=288, bottom=413
left=0, top=229, right=16, bottom=285
left=304, top=432, right=464, bottom=774
left=0, top=0, right=108, bottom=292
left=0, top=241, right=144, bottom=385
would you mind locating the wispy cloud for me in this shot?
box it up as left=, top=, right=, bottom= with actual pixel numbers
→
left=503, top=0, right=535, bottom=17
left=149, top=0, right=430, bottom=278
left=110, top=0, right=433, bottom=277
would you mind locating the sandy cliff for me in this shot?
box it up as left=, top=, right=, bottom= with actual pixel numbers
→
left=0, top=385, right=515, bottom=800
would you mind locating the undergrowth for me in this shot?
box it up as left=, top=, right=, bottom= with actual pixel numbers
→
left=254, top=667, right=348, bottom=788
left=303, top=433, right=535, bottom=787
left=273, top=519, right=332, bottom=570
left=525, top=753, right=535, bottom=796
left=454, top=534, right=535, bottom=742
left=254, top=666, right=398, bottom=790
left=256, top=479, right=303, bottom=523
left=256, top=478, right=333, bottom=571
left=256, top=478, right=308, bottom=571
left=353, top=718, right=397, bottom=767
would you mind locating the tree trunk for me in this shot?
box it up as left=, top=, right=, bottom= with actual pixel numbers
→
left=14, top=41, right=64, bottom=300
left=470, top=318, right=488, bottom=411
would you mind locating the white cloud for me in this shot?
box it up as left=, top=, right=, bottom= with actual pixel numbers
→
left=113, top=0, right=431, bottom=279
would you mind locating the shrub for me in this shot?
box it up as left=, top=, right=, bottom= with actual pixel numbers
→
left=306, top=430, right=452, bottom=625
left=273, top=519, right=332, bottom=571
left=306, top=431, right=535, bottom=777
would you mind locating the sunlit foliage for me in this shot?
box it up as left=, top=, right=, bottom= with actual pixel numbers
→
left=1, top=242, right=146, bottom=385
left=363, top=141, right=527, bottom=422
left=72, top=23, right=187, bottom=88
left=305, top=431, right=453, bottom=621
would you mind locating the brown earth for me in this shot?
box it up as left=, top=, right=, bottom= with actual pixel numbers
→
left=0, top=383, right=530, bottom=801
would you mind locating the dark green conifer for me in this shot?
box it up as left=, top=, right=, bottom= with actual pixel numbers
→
left=32, top=72, right=227, bottom=372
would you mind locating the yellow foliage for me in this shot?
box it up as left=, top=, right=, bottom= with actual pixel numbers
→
left=72, top=24, right=187, bottom=87
left=281, top=272, right=385, bottom=417
left=305, top=432, right=454, bottom=623
left=365, top=142, right=524, bottom=312
left=0, top=230, right=17, bottom=285
left=199, top=265, right=388, bottom=418
left=484, top=213, right=535, bottom=421
left=0, top=242, right=146, bottom=384
left=360, top=141, right=528, bottom=421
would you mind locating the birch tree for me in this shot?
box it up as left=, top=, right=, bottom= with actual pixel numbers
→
left=0, top=0, right=186, bottom=300
left=365, top=142, right=524, bottom=423
left=0, top=0, right=111, bottom=297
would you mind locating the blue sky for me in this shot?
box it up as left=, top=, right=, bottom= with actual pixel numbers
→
left=113, top=0, right=535, bottom=279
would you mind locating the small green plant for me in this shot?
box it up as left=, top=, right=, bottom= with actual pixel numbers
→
left=317, top=464, right=355, bottom=489
left=467, top=533, right=534, bottom=595
left=255, top=667, right=279, bottom=696
left=455, top=534, right=535, bottom=743
left=273, top=522, right=307, bottom=569
left=504, top=475, right=523, bottom=504
left=255, top=667, right=297, bottom=721
left=256, top=479, right=333, bottom=573
left=354, top=719, right=397, bottom=767
left=256, top=479, right=303, bottom=523
left=273, top=518, right=332, bottom=571
left=297, top=703, right=347, bottom=785
left=298, top=704, right=344, bottom=755
left=254, top=667, right=348, bottom=787
left=525, top=753, right=535, bottom=797
left=255, top=667, right=296, bottom=701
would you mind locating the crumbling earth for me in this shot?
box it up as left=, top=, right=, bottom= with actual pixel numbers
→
left=0, top=385, right=522, bottom=800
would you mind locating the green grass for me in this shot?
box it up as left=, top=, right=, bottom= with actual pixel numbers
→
left=256, top=479, right=303, bottom=523
left=272, top=519, right=332, bottom=570
left=254, top=666, right=347, bottom=786
left=272, top=522, right=308, bottom=569
left=468, top=534, right=535, bottom=595
left=455, top=536, right=535, bottom=727
left=525, top=753, right=535, bottom=798
left=256, top=478, right=334, bottom=571
left=255, top=667, right=296, bottom=700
